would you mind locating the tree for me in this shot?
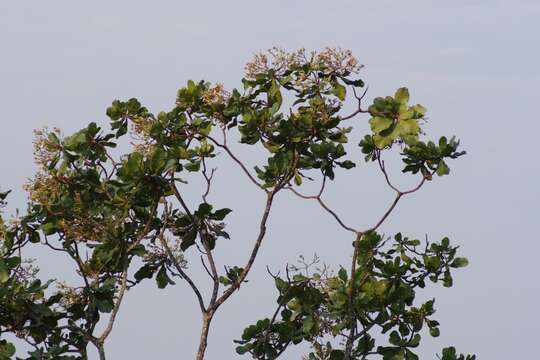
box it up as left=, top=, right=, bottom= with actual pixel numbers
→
left=0, top=48, right=474, bottom=360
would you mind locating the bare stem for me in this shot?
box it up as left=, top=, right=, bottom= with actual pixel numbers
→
left=159, top=232, right=207, bottom=313
left=97, top=269, right=128, bottom=343
left=340, top=86, right=369, bottom=120
left=205, top=135, right=268, bottom=192
left=213, top=190, right=276, bottom=309
left=285, top=176, right=359, bottom=234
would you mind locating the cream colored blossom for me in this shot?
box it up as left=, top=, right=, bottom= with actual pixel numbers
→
left=244, top=47, right=362, bottom=80
left=32, top=127, right=62, bottom=168
left=56, top=282, right=86, bottom=307
left=130, top=115, right=155, bottom=156
left=314, top=47, right=361, bottom=74
left=23, top=172, right=62, bottom=207
left=201, top=84, right=230, bottom=106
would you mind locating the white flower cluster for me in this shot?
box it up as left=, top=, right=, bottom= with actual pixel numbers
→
left=244, top=47, right=362, bottom=80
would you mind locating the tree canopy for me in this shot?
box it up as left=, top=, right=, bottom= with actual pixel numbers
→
left=0, top=48, right=474, bottom=360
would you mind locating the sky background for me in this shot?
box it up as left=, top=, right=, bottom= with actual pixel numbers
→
left=1, top=1, right=539, bottom=359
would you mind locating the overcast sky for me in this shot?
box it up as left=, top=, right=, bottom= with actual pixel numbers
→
left=1, top=1, right=539, bottom=359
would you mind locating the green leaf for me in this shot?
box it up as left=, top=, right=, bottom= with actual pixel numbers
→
left=96, top=299, right=114, bottom=313
left=269, top=79, right=283, bottom=109
left=4, top=257, right=20, bottom=268
left=212, top=208, right=232, bottom=221
left=197, top=203, right=213, bottom=217
left=338, top=267, right=348, bottom=282
left=341, top=77, right=364, bottom=87
left=0, top=340, right=16, bottom=358
left=236, top=346, right=249, bottom=355
left=0, top=190, right=11, bottom=202
left=373, top=134, right=393, bottom=149
left=450, top=257, right=469, bottom=268
left=395, top=87, right=410, bottom=104
left=156, top=266, right=174, bottom=289
left=180, top=229, right=197, bottom=251
left=63, top=129, right=87, bottom=151
left=134, top=264, right=155, bottom=282
left=436, top=161, right=450, bottom=176
left=370, top=117, right=393, bottom=134
left=41, top=222, right=58, bottom=235
left=395, top=118, right=420, bottom=137
left=302, top=315, right=315, bottom=333
left=441, top=347, right=456, bottom=359
left=411, top=104, right=427, bottom=116
left=389, top=331, right=402, bottom=346
left=219, top=276, right=231, bottom=285
left=0, top=260, right=9, bottom=283
left=329, top=350, right=344, bottom=360
left=332, top=82, right=347, bottom=101
left=149, top=147, right=167, bottom=173
left=338, top=160, right=356, bottom=169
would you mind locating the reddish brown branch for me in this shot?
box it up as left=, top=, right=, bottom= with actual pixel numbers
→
left=205, top=135, right=268, bottom=192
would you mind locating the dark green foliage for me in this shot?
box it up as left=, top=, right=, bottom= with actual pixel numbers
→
left=235, top=233, right=473, bottom=359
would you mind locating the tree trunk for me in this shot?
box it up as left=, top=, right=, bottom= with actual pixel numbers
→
left=196, top=311, right=214, bottom=360
left=98, top=344, right=106, bottom=360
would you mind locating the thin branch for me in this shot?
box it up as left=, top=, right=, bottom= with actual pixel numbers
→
left=201, top=256, right=215, bottom=280
left=213, top=189, right=276, bottom=309
left=170, top=181, right=220, bottom=307
left=92, top=200, right=160, bottom=350
left=205, top=135, right=268, bottom=192
left=366, top=153, right=431, bottom=233
left=340, top=86, right=369, bottom=120
left=285, top=176, right=359, bottom=234
left=159, top=232, right=207, bottom=313
left=201, top=158, right=217, bottom=203
left=97, top=269, right=128, bottom=342
left=127, top=203, right=158, bottom=252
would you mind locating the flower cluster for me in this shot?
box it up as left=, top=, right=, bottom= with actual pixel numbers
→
left=145, top=234, right=187, bottom=269
left=56, top=282, right=86, bottom=308
left=244, top=47, right=362, bottom=80
left=201, top=83, right=230, bottom=106
left=61, top=217, right=104, bottom=243
left=130, top=115, right=155, bottom=156
left=315, top=47, right=361, bottom=74
left=32, top=127, right=62, bottom=168
left=10, top=258, right=39, bottom=284
left=23, top=172, right=62, bottom=207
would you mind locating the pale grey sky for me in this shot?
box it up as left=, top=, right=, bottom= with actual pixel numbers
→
left=1, top=1, right=539, bottom=359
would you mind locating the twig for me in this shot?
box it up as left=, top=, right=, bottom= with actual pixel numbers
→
left=205, top=135, right=268, bottom=192
left=159, top=232, right=207, bottom=312
left=213, top=189, right=277, bottom=309
left=97, top=269, right=128, bottom=342
left=170, top=181, right=220, bottom=306
left=201, top=159, right=217, bottom=203
left=285, top=176, right=359, bottom=234
left=340, top=86, right=369, bottom=120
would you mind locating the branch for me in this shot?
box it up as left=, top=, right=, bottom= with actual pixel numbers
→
left=213, top=189, right=276, bottom=309
left=367, top=154, right=431, bottom=233
left=205, top=135, right=268, bottom=192
left=340, top=86, right=369, bottom=121
left=97, top=268, right=128, bottom=343
left=285, top=176, right=359, bottom=234
left=95, top=200, right=161, bottom=346
left=127, top=203, right=158, bottom=252
left=201, top=158, right=216, bottom=203
left=170, top=181, right=220, bottom=307
left=159, top=232, right=207, bottom=313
